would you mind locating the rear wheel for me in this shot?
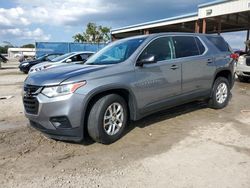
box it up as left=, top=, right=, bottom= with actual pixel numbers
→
left=87, top=94, right=128, bottom=144
left=209, top=77, right=230, bottom=109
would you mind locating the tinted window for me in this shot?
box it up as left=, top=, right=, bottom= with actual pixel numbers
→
left=70, top=55, right=82, bottom=62
left=139, top=37, right=174, bottom=62
left=206, top=36, right=229, bottom=52
left=46, top=54, right=60, bottom=61
left=51, top=52, right=75, bottom=62
left=195, top=37, right=205, bottom=54
left=173, top=36, right=200, bottom=58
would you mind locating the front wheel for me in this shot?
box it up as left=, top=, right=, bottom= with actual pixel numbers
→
left=209, top=77, right=230, bottom=109
left=87, top=94, right=128, bottom=144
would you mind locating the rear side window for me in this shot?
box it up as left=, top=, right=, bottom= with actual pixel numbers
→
left=173, top=36, right=200, bottom=58
left=139, top=37, right=174, bottom=62
left=206, top=36, right=229, bottom=52
left=195, top=37, right=206, bottom=54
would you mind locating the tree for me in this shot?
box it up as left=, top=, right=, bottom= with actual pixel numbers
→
left=73, top=22, right=111, bottom=43
left=0, top=46, right=8, bottom=54
left=21, top=44, right=35, bottom=48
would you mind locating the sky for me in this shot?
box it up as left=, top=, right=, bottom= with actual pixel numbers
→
left=0, top=0, right=247, bottom=49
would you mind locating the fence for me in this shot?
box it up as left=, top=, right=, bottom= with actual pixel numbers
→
left=35, top=42, right=107, bottom=57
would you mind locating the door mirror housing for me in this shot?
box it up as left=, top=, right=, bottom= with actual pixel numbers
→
left=65, top=59, right=72, bottom=63
left=136, top=54, right=156, bottom=66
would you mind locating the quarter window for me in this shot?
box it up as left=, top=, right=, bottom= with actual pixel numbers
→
left=206, top=36, right=229, bottom=52
left=138, top=37, right=174, bottom=62
left=173, top=36, right=200, bottom=58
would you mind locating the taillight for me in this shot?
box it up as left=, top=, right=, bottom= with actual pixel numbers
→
left=230, top=53, right=239, bottom=60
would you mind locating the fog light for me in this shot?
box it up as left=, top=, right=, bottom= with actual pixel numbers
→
left=50, top=116, right=72, bottom=129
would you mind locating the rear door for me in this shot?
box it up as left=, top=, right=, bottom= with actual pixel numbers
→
left=134, top=36, right=182, bottom=110
left=172, top=36, right=216, bottom=94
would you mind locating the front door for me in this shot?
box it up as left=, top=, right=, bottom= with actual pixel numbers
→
left=134, top=36, right=182, bottom=111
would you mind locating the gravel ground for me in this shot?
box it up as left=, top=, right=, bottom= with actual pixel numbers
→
left=0, top=60, right=250, bottom=188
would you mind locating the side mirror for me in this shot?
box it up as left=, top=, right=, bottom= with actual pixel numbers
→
left=136, top=54, right=156, bottom=66
left=65, top=59, right=72, bottom=63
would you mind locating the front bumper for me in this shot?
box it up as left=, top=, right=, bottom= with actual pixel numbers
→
left=19, top=65, right=29, bottom=73
left=24, top=93, right=87, bottom=142
left=29, top=120, right=83, bottom=142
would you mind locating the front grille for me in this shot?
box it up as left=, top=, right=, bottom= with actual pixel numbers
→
left=23, top=96, right=39, bottom=114
left=246, top=56, right=250, bottom=66
left=23, top=84, right=41, bottom=115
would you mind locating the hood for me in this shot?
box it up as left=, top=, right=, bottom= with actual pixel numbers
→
left=20, top=60, right=36, bottom=66
left=29, top=61, right=55, bottom=74
left=21, top=59, right=41, bottom=65
left=25, top=64, right=110, bottom=86
left=29, top=61, right=51, bottom=70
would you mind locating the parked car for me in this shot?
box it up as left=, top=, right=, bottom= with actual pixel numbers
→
left=19, top=53, right=63, bottom=74
left=236, top=55, right=250, bottom=82
left=22, top=33, right=236, bottom=144
left=234, top=49, right=245, bottom=56
left=0, top=54, right=8, bottom=63
left=29, top=51, right=94, bottom=74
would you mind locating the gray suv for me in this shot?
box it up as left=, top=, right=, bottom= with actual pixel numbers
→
left=23, top=33, right=236, bottom=144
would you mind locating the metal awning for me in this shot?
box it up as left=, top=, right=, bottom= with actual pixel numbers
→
left=111, top=0, right=250, bottom=42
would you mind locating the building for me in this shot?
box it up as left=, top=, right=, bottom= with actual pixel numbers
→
left=7, top=48, right=36, bottom=59
left=111, top=0, right=250, bottom=50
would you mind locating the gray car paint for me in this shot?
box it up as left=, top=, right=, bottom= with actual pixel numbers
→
left=23, top=33, right=235, bottom=141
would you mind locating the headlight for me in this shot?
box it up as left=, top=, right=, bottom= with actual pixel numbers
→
left=41, top=81, right=86, bottom=97
left=237, top=56, right=245, bottom=65
left=22, top=62, right=29, bottom=66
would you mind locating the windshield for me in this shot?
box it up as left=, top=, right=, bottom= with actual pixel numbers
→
left=36, top=54, right=47, bottom=61
left=86, top=37, right=146, bottom=65
left=51, top=52, right=75, bottom=62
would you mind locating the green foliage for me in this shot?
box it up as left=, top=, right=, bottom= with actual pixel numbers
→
left=21, top=44, right=35, bottom=48
left=0, top=46, right=9, bottom=54
left=73, top=22, right=111, bottom=43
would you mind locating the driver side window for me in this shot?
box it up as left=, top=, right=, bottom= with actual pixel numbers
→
left=139, top=37, right=174, bottom=62
left=70, top=55, right=82, bottom=62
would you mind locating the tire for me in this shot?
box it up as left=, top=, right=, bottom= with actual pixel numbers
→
left=238, top=76, right=248, bottom=82
left=87, top=94, right=128, bottom=144
left=209, top=77, right=230, bottom=109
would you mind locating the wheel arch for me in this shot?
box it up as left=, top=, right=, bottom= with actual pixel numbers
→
left=213, top=69, right=234, bottom=89
left=210, top=69, right=233, bottom=98
left=81, top=86, right=138, bottom=137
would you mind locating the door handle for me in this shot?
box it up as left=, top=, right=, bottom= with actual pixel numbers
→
left=170, top=65, right=179, bottom=70
left=207, top=58, right=213, bottom=64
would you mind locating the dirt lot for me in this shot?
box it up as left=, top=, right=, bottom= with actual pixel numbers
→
left=0, top=61, right=250, bottom=188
